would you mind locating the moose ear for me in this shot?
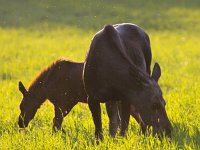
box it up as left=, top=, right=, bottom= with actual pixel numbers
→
left=152, top=62, right=161, bottom=82
left=19, top=81, right=28, bottom=95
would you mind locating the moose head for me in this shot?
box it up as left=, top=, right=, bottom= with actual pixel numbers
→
left=130, top=63, right=172, bottom=138
left=18, top=81, right=39, bottom=128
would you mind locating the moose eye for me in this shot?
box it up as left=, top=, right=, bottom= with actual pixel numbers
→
left=152, top=102, right=161, bottom=111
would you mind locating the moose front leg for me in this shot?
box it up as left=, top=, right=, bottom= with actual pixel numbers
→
left=130, top=105, right=147, bottom=134
left=52, top=106, right=65, bottom=133
left=88, top=96, right=103, bottom=143
left=131, top=112, right=147, bottom=134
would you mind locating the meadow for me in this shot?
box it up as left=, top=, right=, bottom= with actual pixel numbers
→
left=0, top=0, right=200, bottom=149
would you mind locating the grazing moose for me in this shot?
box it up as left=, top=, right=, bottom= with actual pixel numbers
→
left=18, top=60, right=87, bottom=132
left=18, top=59, right=144, bottom=134
left=83, top=23, right=172, bottom=141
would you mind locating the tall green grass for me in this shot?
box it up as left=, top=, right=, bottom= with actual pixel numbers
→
left=0, top=0, right=200, bottom=149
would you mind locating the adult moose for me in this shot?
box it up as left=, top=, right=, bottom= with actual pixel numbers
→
left=18, top=59, right=143, bottom=134
left=83, top=23, right=172, bottom=141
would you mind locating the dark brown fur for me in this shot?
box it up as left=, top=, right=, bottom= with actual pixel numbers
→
left=18, top=59, right=86, bottom=131
left=18, top=59, right=143, bottom=133
left=83, top=23, right=172, bottom=141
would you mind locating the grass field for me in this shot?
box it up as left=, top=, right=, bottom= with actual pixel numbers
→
left=0, top=0, right=200, bottom=149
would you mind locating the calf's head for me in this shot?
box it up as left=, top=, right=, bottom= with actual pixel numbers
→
left=131, top=63, right=172, bottom=138
left=18, top=81, right=38, bottom=128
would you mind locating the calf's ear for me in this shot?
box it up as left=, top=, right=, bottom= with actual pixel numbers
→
left=152, top=63, right=161, bottom=82
left=19, top=81, right=28, bottom=95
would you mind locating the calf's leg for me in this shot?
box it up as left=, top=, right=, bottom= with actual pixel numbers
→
left=53, top=106, right=65, bottom=133
left=52, top=100, right=78, bottom=133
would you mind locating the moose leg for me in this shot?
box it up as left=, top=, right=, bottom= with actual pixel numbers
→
left=130, top=105, right=147, bottom=134
left=88, top=96, right=103, bottom=142
left=63, top=101, right=78, bottom=116
left=130, top=112, right=147, bottom=134
left=106, top=101, right=120, bottom=137
left=120, top=101, right=130, bottom=136
left=53, top=106, right=65, bottom=133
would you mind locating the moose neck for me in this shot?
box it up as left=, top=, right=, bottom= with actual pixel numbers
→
left=29, top=81, right=46, bottom=103
left=124, top=88, right=146, bottom=108
left=28, top=73, right=48, bottom=108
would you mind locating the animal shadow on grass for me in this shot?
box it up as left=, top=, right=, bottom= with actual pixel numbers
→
left=172, top=122, right=200, bottom=149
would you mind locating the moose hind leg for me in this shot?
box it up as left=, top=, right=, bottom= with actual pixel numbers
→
left=120, top=101, right=131, bottom=136
left=88, top=96, right=103, bottom=142
left=106, top=101, right=121, bottom=137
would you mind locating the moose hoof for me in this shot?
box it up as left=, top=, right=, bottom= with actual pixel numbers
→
left=52, top=126, right=65, bottom=134
left=61, top=129, right=66, bottom=134
left=95, top=133, right=104, bottom=145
